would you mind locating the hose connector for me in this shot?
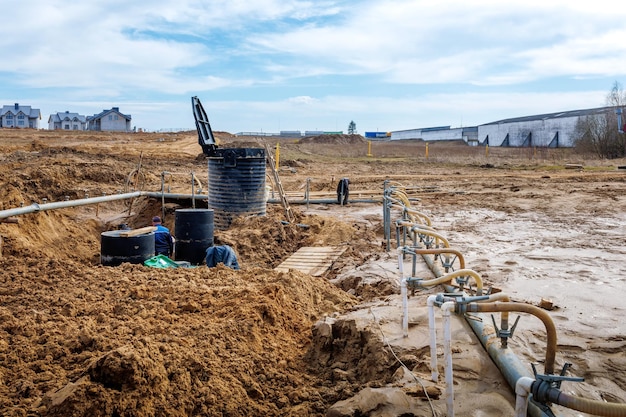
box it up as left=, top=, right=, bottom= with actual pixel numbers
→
left=531, top=363, right=584, bottom=405
left=453, top=295, right=491, bottom=314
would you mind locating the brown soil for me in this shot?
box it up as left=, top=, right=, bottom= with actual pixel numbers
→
left=0, top=128, right=625, bottom=417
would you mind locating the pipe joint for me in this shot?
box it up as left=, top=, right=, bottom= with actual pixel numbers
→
left=441, top=255, right=455, bottom=271
left=432, top=292, right=466, bottom=308
left=421, top=234, right=434, bottom=248
left=491, top=314, right=521, bottom=343
left=531, top=363, right=584, bottom=405
left=405, top=277, right=423, bottom=294
left=452, top=295, right=491, bottom=314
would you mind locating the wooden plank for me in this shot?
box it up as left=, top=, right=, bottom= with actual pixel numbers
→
left=565, top=164, right=583, bottom=170
left=119, top=226, right=157, bottom=238
left=275, top=246, right=347, bottom=276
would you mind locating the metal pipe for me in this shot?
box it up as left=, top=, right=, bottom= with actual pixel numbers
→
left=160, top=172, right=168, bottom=220
left=0, top=192, right=143, bottom=220
left=0, top=192, right=372, bottom=222
left=429, top=289, right=551, bottom=417
left=268, top=198, right=380, bottom=205
left=465, top=301, right=557, bottom=375
left=191, top=172, right=196, bottom=209
left=458, top=307, right=550, bottom=417
left=306, top=178, right=311, bottom=209
left=395, top=200, right=553, bottom=417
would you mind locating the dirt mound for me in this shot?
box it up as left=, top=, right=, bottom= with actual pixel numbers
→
left=299, top=134, right=366, bottom=145
left=0, top=225, right=363, bottom=417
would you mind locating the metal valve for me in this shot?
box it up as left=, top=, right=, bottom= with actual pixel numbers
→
left=491, top=314, right=521, bottom=341
left=530, top=363, right=584, bottom=410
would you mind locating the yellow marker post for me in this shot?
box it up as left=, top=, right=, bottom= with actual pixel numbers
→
left=275, top=143, right=280, bottom=171
left=367, top=140, right=373, bottom=157
left=425, top=143, right=429, bottom=159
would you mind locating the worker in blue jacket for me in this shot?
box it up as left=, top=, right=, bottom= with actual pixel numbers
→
left=152, top=216, right=174, bottom=257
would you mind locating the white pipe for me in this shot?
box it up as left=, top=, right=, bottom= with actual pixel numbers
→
left=401, top=278, right=408, bottom=338
left=427, top=295, right=439, bottom=382
left=397, top=247, right=409, bottom=337
left=515, top=377, right=535, bottom=417
left=442, top=301, right=456, bottom=417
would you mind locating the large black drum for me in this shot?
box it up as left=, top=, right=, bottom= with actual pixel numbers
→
left=174, top=208, right=214, bottom=265
left=100, top=230, right=155, bottom=266
left=207, top=147, right=266, bottom=230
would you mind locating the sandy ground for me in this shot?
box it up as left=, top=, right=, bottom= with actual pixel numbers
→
left=0, top=129, right=625, bottom=416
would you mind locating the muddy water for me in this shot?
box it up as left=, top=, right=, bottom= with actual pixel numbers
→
left=319, top=202, right=626, bottom=416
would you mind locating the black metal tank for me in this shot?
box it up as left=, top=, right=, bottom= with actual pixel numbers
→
left=174, top=208, right=214, bottom=265
left=207, top=147, right=266, bottom=230
left=100, top=230, right=155, bottom=266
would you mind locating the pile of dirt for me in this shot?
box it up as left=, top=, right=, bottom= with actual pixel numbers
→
left=0, top=256, right=362, bottom=416
left=299, top=134, right=366, bottom=145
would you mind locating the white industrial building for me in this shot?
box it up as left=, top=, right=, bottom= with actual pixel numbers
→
left=389, top=106, right=614, bottom=147
left=391, top=126, right=478, bottom=143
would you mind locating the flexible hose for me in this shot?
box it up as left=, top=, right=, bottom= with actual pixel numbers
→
left=467, top=302, right=556, bottom=374
left=541, top=386, right=626, bottom=417
left=419, top=268, right=484, bottom=295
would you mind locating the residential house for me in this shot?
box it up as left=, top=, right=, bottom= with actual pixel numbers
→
left=0, top=103, right=42, bottom=129
left=87, top=107, right=132, bottom=132
left=48, top=111, right=87, bottom=130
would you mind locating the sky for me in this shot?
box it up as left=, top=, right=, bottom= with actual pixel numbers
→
left=2, top=0, right=626, bottom=134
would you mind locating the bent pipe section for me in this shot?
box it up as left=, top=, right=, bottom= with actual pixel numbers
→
left=465, top=302, right=557, bottom=375
left=410, top=226, right=451, bottom=249
left=410, top=247, right=466, bottom=270
left=456, top=299, right=551, bottom=417
left=419, top=268, right=484, bottom=296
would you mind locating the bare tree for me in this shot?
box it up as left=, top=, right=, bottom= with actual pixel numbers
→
left=606, top=81, right=626, bottom=107
left=573, top=81, right=626, bottom=158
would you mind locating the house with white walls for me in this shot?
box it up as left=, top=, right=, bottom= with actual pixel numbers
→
left=0, top=103, right=42, bottom=129
left=87, top=107, right=132, bottom=132
left=48, top=111, right=87, bottom=130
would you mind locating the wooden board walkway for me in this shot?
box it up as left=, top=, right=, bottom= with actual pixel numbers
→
left=274, top=246, right=347, bottom=276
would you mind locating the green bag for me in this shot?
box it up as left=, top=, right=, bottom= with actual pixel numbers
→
left=143, top=254, right=179, bottom=269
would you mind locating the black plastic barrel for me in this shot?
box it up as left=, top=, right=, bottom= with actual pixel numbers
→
left=174, top=208, right=214, bottom=265
left=208, top=147, right=266, bottom=230
left=100, top=230, right=155, bottom=266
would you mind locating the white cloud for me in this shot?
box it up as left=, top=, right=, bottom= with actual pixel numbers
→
left=1, top=0, right=625, bottom=132
left=287, top=96, right=318, bottom=105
